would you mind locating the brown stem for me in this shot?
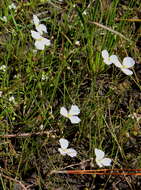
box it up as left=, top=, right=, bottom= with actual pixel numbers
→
left=1, top=173, right=27, bottom=190
left=0, top=131, right=56, bottom=138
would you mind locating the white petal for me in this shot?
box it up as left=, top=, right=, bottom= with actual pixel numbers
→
left=36, top=24, right=47, bottom=34
left=60, top=107, right=68, bottom=117
left=33, top=15, right=40, bottom=25
left=9, top=3, right=16, bottom=10
left=70, top=116, right=81, bottom=124
left=0, top=65, right=7, bottom=71
left=69, top=105, right=80, bottom=115
left=95, top=148, right=105, bottom=160
left=121, top=68, right=133, bottom=75
left=102, top=50, right=109, bottom=59
left=59, top=138, right=69, bottom=149
left=110, top=55, right=121, bottom=67
left=66, top=148, right=77, bottom=157
left=31, top=30, right=41, bottom=40
left=58, top=148, right=67, bottom=156
left=104, top=59, right=113, bottom=65
left=43, top=38, right=51, bottom=46
left=95, top=160, right=103, bottom=168
left=101, top=158, right=112, bottom=166
left=122, top=57, right=135, bottom=68
left=35, top=40, right=45, bottom=50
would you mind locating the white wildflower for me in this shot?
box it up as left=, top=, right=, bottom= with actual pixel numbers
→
left=60, top=105, right=81, bottom=124
left=0, top=65, right=7, bottom=72
left=114, top=57, right=135, bottom=75
left=95, top=148, right=112, bottom=168
left=33, top=15, right=47, bottom=35
left=31, top=30, right=51, bottom=50
left=9, top=3, right=16, bottom=10
left=102, top=50, right=119, bottom=65
left=58, top=138, right=77, bottom=157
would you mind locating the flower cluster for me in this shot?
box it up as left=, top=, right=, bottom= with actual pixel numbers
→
left=102, top=50, right=135, bottom=75
left=31, top=15, right=51, bottom=50
left=58, top=104, right=112, bottom=167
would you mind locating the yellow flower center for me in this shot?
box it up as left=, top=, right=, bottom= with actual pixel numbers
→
left=37, top=37, right=43, bottom=41
left=122, top=65, right=128, bottom=69
left=67, top=113, right=72, bottom=118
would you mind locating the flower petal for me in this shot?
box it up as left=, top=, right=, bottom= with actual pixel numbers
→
left=33, top=15, right=40, bottom=26
left=70, top=116, right=81, bottom=124
left=95, top=160, right=103, bottom=168
left=101, top=158, right=112, bottom=166
left=102, top=50, right=109, bottom=59
left=36, top=24, right=47, bottom=34
left=59, top=138, right=69, bottom=149
left=121, top=68, right=133, bottom=75
left=110, top=55, right=121, bottom=67
left=58, top=148, right=67, bottom=156
left=95, top=148, right=105, bottom=160
left=60, top=107, right=68, bottom=117
left=69, top=105, right=80, bottom=115
left=31, top=30, right=41, bottom=40
left=35, top=40, right=45, bottom=50
left=122, top=57, right=135, bottom=68
left=43, top=38, right=51, bottom=46
left=66, top=148, right=77, bottom=157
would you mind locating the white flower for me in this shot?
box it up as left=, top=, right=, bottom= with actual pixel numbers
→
left=60, top=105, right=81, bottom=124
left=0, top=65, right=7, bottom=72
left=114, top=57, right=135, bottom=75
left=102, top=50, right=119, bottom=65
left=95, top=148, right=112, bottom=168
left=58, top=138, right=77, bottom=157
left=39, top=124, right=44, bottom=130
left=33, top=15, right=47, bottom=35
left=75, top=41, right=80, bottom=46
left=82, top=10, right=87, bottom=15
left=31, top=30, right=51, bottom=50
left=41, top=72, right=48, bottom=80
left=9, top=96, right=15, bottom=102
left=9, top=3, right=16, bottom=10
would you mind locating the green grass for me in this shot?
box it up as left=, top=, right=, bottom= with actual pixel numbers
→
left=0, top=0, right=141, bottom=189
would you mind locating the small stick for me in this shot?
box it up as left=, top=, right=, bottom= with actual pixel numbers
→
left=0, top=131, right=56, bottom=138
left=51, top=169, right=141, bottom=176
left=115, top=18, right=141, bottom=22
left=0, top=173, right=27, bottom=190
left=88, top=20, right=131, bottom=42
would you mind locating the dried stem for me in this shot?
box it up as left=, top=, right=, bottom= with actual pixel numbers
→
left=88, top=20, right=131, bottom=42
left=51, top=169, right=141, bottom=176
left=0, top=131, right=56, bottom=138
left=0, top=173, right=27, bottom=190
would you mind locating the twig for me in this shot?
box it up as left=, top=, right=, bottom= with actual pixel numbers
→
left=51, top=169, right=141, bottom=176
left=0, top=173, right=27, bottom=190
left=62, top=158, right=94, bottom=170
left=115, top=18, right=141, bottom=22
left=88, top=20, right=131, bottom=42
left=0, top=131, right=56, bottom=138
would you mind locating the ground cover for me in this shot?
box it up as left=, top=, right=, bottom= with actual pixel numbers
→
left=0, top=0, right=141, bottom=189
